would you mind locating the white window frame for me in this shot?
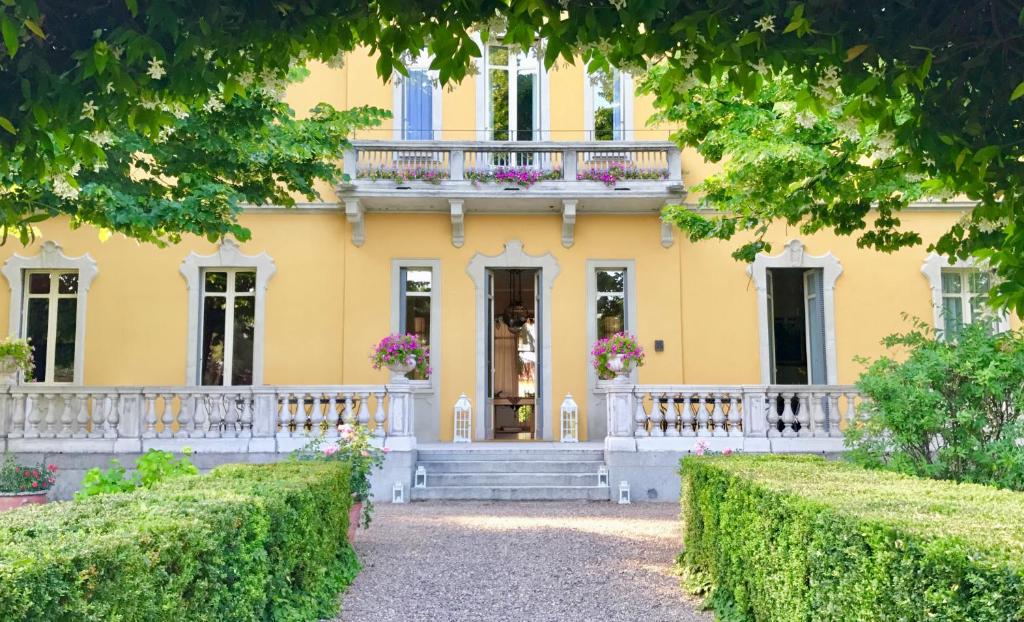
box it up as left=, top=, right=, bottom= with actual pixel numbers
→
left=391, top=52, right=443, bottom=141
left=587, top=260, right=638, bottom=385
left=921, top=253, right=1010, bottom=335
left=199, top=268, right=257, bottom=386
left=21, top=270, right=81, bottom=384
left=180, top=239, right=276, bottom=386
left=748, top=240, right=843, bottom=385
left=390, top=259, right=441, bottom=390
left=474, top=39, right=551, bottom=141
left=583, top=68, right=634, bottom=141
left=1, top=241, right=97, bottom=385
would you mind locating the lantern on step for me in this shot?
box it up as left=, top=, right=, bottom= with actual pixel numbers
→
left=560, top=393, right=579, bottom=443
left=392, top=481, right=405, bottom=504
left=454, top=393, right=472, bottom=443
left=598, top=465, right=609, bottom=487
left=618, top=480, right=631, bottom=505
left=415, top=465, right=427, bottom=488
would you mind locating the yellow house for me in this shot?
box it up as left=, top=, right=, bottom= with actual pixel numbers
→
left=0, top=47, right=1011, bottom=500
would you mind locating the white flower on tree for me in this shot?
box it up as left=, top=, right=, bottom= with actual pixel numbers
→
left=749, top=58, right=770, bottom=76
left=795, top=110, right=817, bottom=129
left=81, top=100, right=97, bottom=121
left=754, top=15, right=775, bottom=32
left=146, top=58, right=166, bottom=80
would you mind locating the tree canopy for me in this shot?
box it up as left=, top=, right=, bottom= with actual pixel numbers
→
left=1, top=1, right=1023, bottom=308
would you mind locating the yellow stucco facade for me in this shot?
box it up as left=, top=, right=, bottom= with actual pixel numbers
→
left=0, top=50, right=1006, bottom=442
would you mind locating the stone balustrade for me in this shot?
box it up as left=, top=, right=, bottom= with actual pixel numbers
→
left=0, top=384, right=415, bottom=454
left=603, top=384, right=862, bottom=453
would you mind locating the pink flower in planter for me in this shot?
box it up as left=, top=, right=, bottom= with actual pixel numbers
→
left=722, top=447, right=734, bottom=456
left=339, top=424, right=354, bottom=440
left=323, top=446, right=339, bottom=457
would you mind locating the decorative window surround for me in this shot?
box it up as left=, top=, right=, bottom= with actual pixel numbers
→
left=747, top=240, right=843, bottom=384
left=180, top=239, right=276, bottom=385
left=467, top=240, right=559, bottom=440
left=1, top=241, right=98, bottom=384
left=921, top=253, right=1010, bottom=333
left=582, top=69, right=635, bottom=141
left=391, top=53, right=443, bottom=140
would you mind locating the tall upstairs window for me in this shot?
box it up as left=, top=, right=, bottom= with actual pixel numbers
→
left=23, top=271, right=79, bottom=383
left=393, top=54, right=441, bottom=140
left=586, top=69, right=632, bottom=141
left=486, top=45, right=541, bottom=143
left=200, top=269, right=256, bottom=386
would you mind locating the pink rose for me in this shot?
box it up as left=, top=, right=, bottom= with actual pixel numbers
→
left=722, top=447, right=734, bottom=456
left=361, top=450, right=369, bottom=457
left=339, top=425, right=354, bottom=440
left=323, top=446, right=338, bottom=457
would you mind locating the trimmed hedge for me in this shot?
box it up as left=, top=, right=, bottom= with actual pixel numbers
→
left=680, top=455, right=1024, bottom=622
left=0, top=461, right=358, bottom=621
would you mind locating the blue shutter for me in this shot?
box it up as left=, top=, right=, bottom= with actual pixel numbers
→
left=612, top=72, right=623, bottom=140
left=403, top=71, right=433, bottom=140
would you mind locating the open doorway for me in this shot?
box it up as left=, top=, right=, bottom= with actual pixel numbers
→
left=767, top=268, right=827, bottom=385
left=487, top=268, right=540, bottom=440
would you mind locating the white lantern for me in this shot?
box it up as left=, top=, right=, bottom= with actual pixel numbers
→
left=414, top=465, right=427, bottom=488
left=559, top=393, right=579, bottom=443
left=597, top=465, right=609, bottom=487
left=392, top=481, right=405, bottom=503
left=453, top=393, right=472, bottom=442
left=618, top=480, right=631, bottom=504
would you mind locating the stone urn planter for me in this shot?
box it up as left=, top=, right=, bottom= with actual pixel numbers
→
left=0, top=491, right=48, bottom=512
left=385, top=357, right=417, bottom=383
left=347, top=502, right=363, bottom=542
left=0, top=354, right=21, bottom=384
left=607, top=354, right=637, bottom=382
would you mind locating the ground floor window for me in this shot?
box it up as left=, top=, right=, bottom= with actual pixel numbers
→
left=399, top=267, right=433, bottom=380
left=23, top=270, right=79, bottom=383
left=200, top=269, right=256, bottom=386
left=595, top=267, right=627, bottom=339
left=767, top=267, right=826, bottom=384
left=940, top=268, right=992, bottom=336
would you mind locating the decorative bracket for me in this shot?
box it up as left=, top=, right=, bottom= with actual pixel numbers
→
left=561, top=199, right=577, bottom=248
left=344, top=199, right=365, bottom=247
left=660, top=220, right=675, bottom=249
left=450, top=199, right=465, bottom=248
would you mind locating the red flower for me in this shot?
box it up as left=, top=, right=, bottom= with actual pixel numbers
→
left=47, top=464, right=57, bottom=473
left=31, top=481, right=38, bottom=488
left=31, top=469, right=39, bottom=478
left=13, top=468, right=19, bottom=475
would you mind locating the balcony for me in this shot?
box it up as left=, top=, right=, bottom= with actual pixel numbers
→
left=339, top=140, right=685, bottom=213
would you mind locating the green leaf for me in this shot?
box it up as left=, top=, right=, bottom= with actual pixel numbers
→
left=1, top=15, right=18, bottom=57
left=124, top=0, right=138, bottom=16
left=955, top=148, right=968, bottom=171
left=1011, top=81, right=1024, bottom=102
left=22, top=18, right=43, bottom=39
left=0, top=115, right=14, bottom=134
left=845, top=44, right=868, bottom=62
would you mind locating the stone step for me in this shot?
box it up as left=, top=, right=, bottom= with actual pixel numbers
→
left=426, top=472, right=602, bottom=487
left=416, top=459, right=604, bottom=474
left=417, top=449, right=605, bottom=462
left=410, top=485, right=612, bottom=501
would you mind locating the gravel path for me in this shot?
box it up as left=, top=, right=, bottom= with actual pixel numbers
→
left=334, top=501, right=712, bottom=622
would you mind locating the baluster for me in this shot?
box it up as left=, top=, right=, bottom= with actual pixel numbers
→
left=326, top=394, right=339, bottom=436
left=239, top=393, right=253, bottom=438
left=277, top=392, right=291, bottom=435
left=696, top=394, right=711, bottom=437
left=780, top=392, right=797, bottom=438
left=56, top=393, right=73, bottom=437
left=205, top=395, right=222, bottom=438
left=42, top=394, right=58, bottom=438
left=766, top=391, right=781, bottom=438
left=159, top=393, right=175, bottom=439
left=649, top=392, right=665, bottom=437
left=828, top=392, right=842, bottom=437
left=89, top=394, right=105, bottom=438
left=357, top=393, right=371, bottom=431
left=142, top=393, right=157, bottom=438
left=177, top=392, right=193, bottom=438
left=295, top=392, right=310, bottom=433
left=73, top=393, right=89, bottom=438
left=373, top=393, right=386, bottom=438
left=845, top=392, right=859, bottom=428
left=343, top=393, right=355, bottom=426
left=633, top=393, right=649, bottom=437
left=664, top=394, right=679, bottom=437
left=103, top=394, right=119, bottom=439
left=811, top=391, right=827, bottom=437
left=679, top=394, right=695, bottom=436
left=192, top=392, right=208, bottom=438
left=727, top=395, right=743, bottom=437
left=796, top=392, right=812, bottom=438
left=310, top=393, right=324, bottom=435
left=711, top=395, right=727, bottom=437
left=10, top=392, right=25, bottom=438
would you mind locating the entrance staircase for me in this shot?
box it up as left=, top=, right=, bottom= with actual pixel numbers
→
left=410, top=445, right=610, bottom=501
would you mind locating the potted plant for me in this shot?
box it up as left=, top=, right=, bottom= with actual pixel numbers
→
left=0, top=454, right=57, bottom=511
left=371, top=334, right=430, bottom=382
left=0, top=337, right=33, bottom=383
left=293, top=426, right=388, bottom=541
left=592, top=332, right=645, bottom=382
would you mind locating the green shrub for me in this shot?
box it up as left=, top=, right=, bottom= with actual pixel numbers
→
left=0, top=461, right=357, bottom=622
left=848, top=321, right=1024, bottom=490
left=75, top=448, right=199, bottom=499
left=680, top=455, right=1024, bottom=622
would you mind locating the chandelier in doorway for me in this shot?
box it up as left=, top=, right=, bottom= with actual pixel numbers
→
left=501, top=269, right=529, bottom=333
